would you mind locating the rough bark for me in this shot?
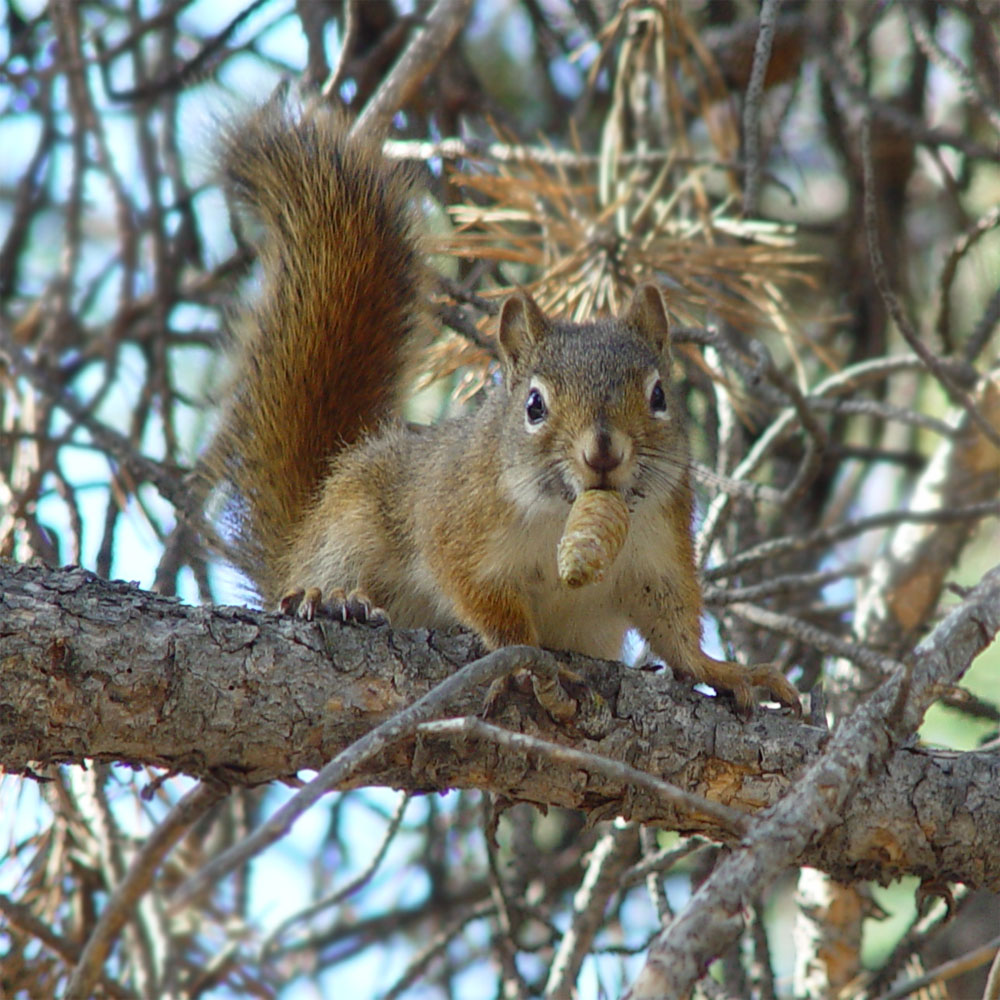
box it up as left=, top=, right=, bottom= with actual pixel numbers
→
left=1, top=560, right=997, bottom=890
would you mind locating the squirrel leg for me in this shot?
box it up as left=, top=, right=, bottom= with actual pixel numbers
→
left=279, top=586, right=388, bottom=625
left=445, top=580, right=544, bottom=714
left=444, top=579, right=541, bottom=649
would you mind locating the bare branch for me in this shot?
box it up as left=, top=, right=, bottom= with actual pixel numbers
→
left=65, top=781, right=224, bottom=999
left=544, top=820, right=640, bottom=999
left=860, top=117, right=1000, bottom=451
left=169, top=645, right=544, bottom=911
left=351, top=0, right=473, bottom=139
left=3, top=561, right=999, bottom=892
left=420, top=717, right=749, bottom=835
left=0, top=894, right=138, bottom=1000
left=878, top=933, right=1000, bottom=1000
left=623, top=564, right=1000, bottom=997
left=741, top=0, right=782, bottom=215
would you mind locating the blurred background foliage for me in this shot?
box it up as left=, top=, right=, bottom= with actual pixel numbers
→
left=1, top=1, right=999, bottom=997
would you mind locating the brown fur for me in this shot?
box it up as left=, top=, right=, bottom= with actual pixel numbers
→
left=202, top=103, right=427, bottom=599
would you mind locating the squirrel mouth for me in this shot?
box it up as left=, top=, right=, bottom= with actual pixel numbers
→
left=570, top=483, right=624, bottom=502
left=582, top=475, right=622, bottom=494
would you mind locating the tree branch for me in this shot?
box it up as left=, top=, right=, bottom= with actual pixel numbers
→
left=2, top=561, right=999, bottom=892
left=623, top=563, right=1000, bottom=998
left=351, top=0, right=472, bottom=139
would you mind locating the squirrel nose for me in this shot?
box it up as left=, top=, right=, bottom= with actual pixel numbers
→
left=583, top=434, right=622, bottom=473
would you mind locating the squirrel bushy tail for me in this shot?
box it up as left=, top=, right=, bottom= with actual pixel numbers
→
left=204, top=103, right=427, bottom=597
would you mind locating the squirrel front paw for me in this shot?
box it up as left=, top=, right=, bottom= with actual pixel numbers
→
left=742, top=662, right=801, bottom=716
left=677, top=655, right=801, bottom=717
left=278, top=586, right=388, bottom=625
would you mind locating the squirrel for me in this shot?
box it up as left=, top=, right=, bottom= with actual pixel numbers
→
left=202, top=102, right=800, bottom=715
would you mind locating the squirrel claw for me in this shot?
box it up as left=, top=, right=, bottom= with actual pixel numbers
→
left=279, top=588, right=308, bottom=617
left=338, top=588, right=389, bottom=626
left=725, top=670, right=801, bottom=718
left=278, top=586, right=388, bottom=626
left=745, top=663, right=802, bottom=716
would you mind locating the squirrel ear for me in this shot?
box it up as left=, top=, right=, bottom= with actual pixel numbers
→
left=497, top=290, right=549, bottom=375
left=623, top=282, right=671, bottom=358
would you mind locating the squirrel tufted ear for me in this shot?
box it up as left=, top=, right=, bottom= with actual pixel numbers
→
left=623, top=281, right=671, bottom=358
left=497, top=290, right=550, bottom=376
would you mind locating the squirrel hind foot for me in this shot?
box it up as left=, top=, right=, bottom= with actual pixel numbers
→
left=278, top=586, right=388, bottom=626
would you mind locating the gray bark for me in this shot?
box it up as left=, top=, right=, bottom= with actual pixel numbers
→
left=2, top=561, right=997, bottom=890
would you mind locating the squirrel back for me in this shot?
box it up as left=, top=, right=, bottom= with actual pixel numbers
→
left=203, top=104, right=427, bottom=596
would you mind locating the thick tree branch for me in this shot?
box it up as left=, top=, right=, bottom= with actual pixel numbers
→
left=1, top=561, right=999, bottom=891
left=170, top=645, right=545, bottom=910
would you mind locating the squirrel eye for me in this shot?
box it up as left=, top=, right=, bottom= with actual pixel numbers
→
left=525, top=387, right=548, bottom=424
left=649, top=378, right=667, bottom=414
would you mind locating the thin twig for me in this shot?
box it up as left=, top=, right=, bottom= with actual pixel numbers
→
left=903, top=4, right=1000, bottom=134
left=984, top=938, right=1000, bottom=1000
left=622, top=838, right=706, bottom=892
left=822, top=52, right=999, bottom=162
left=860, top=116, right=1000, bottom=451
left=636, top=827, right=674, bottom=923
left=322, top=0, right=358, bottom=98
left=99, top=0, right=272, bottom=102
left=727, top=601, right=897, bottom=675
left=706, top=500, right=1000, bottom=581
left=742, top=0, right=782, bottom=216
left=484, top=812, right=530, bottom=1000
left=65, top=781, right=224, bottom=999
left=807, top=396, right=956, bottom=437
left=694, top=348, right=931, bottom=564
left=418, top=717, right=750, bottom=836
left=750, top=898, right=778, bottom=1000
left=703, top=564, right=864, bottom=605
left=0, top=322, right=189, bottom=508
left=965, top=287, right=1000, bottom=366
left=385, top=136, right=752, bottom=170
left=876, top=933, right=1000, bottom=1000
left=544, top=820, right=640, bottom=999
left=857, top=886, right=969, bottom=999
left=379, top=900, right=496, bottom=1000
left=934, top=204, right=1000, bottom=354
left=71, top=765, right=157, bottom=995
left=0, top=894, right=138, bottom=1000
left=261, top=791, right=412, bottom=958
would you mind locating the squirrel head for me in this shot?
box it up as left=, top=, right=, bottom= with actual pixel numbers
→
left=495, top=282, right=690, bottom=509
